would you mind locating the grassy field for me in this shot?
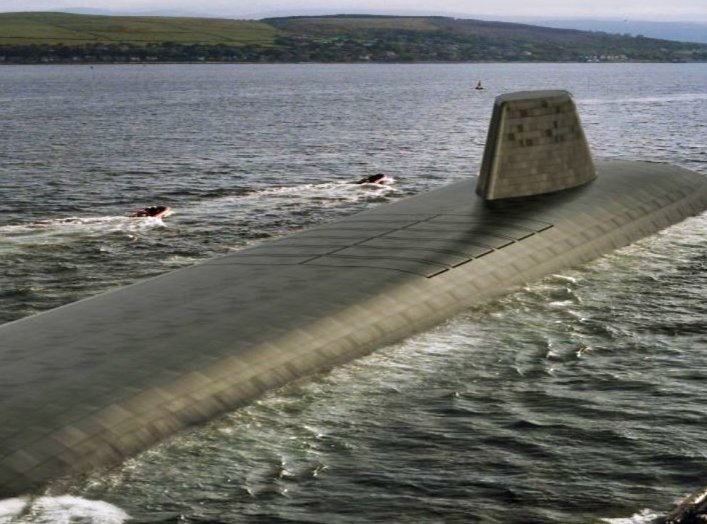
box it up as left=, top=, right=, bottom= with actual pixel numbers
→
left=0, top=12, right=279, bottom=45
left=265, top=16, right=440, bottom=34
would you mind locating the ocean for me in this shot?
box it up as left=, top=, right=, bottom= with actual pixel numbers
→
left=0, top=63, right=705, bottom=523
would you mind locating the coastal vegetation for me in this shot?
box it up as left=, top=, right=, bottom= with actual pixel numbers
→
left=1, top=12, right=706, bottom=64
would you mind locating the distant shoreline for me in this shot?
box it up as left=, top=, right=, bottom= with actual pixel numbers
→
left=1, top=60, right=704, bottom=65
left=2, top=13, right=706, bottom=65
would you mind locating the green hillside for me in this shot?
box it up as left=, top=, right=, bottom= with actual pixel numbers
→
left=267, top=15, right=707, bottom=61
left=0, top=12, right=705, bottom=63
left=0, top=12, right=278, bottom=45
left=266, top=15, right=441, bottom=34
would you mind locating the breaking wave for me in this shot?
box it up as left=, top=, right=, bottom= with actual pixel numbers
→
left=0, top=216, right=167, bottom=255
left=0, top=496, right=129, bottom=524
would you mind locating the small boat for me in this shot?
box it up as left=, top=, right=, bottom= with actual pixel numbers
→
left=130, top=205, right=172, bottom=219
left=474, top=81, right=484, bottom=90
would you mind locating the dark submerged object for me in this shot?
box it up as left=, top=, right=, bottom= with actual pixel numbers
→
left=0, top=90, right=706, bottom=496
left=355, top=173, right=388, bottom=184
left=659, top=486, right=707, bottom=524
left=130, top=205, right=171, bottom=218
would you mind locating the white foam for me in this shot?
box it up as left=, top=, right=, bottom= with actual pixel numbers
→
left=161, top=255, right=202, bottom=267
left=600, top=508, right=661, bottom=524
left=0, top=498, right=27, bottom=521
left=0, top=215, right=166, bottom=254
left=548, top=300, right=576, bottom=308
left=0, top=496, right=129, bottom=524
left=185, top=179, right=399, bottom=221
left=550, top=274, right=579, bottom=285
left=248, top=179, right=398, bottom=203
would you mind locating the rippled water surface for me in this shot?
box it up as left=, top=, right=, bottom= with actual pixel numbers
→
left=0, top=63, right=706, bottom=523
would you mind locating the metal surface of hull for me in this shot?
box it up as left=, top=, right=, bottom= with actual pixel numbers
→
left=1, top=160, right=706, bottom=496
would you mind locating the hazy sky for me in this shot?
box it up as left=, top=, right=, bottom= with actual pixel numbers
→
left=2, top=0, right=707, bottom=22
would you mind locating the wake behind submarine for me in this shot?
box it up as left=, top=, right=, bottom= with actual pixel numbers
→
left=1, top=90, right=706, bottom=496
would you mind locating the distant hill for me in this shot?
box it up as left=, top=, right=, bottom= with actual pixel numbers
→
left=0, top=12, right=277, bottom=45
left=57, top=7, right=220, bottom=19
left=0, top=12, right=705, bottom=64
left=528, top=19, right=707, bottom=45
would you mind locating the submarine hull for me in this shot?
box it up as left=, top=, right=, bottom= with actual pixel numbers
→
left=0, top=160, right=706, bottom=496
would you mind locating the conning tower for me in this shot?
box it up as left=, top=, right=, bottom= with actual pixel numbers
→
left=477, top=90, right=596, bottom=200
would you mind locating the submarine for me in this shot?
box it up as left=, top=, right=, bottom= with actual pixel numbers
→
left=1, top=90, right=706, bottom=497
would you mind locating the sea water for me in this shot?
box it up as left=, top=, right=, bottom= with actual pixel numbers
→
left=0, top=63, right=705, bottom=523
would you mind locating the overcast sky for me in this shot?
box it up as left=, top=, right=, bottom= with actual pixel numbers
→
left=2, top=0, right=707, bottom=22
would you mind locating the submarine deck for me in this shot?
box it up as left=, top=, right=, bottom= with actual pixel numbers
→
left=0, top=160, right=706, bottom=495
